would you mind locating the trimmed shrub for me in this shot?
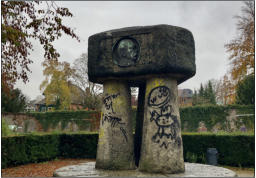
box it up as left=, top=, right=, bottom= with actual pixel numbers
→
left=25, top=134, right=60, bottom=163
left=2, top=133, right=254, bottom=168
left=1, top=133, right=98, bottom=168
left=2, top=134, right=60, bottom=168
left=59, top=133, right=98, bottom=158
left=183, top=133, right=255, bottom=167
left=2, top=136, right=28, bottom=168
left=215, top=134, right=254, bottom=166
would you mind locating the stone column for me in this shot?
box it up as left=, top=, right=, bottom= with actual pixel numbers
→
left=96, top=80, right=135, bottom=170
left=139, top=77, right=185, bottom=174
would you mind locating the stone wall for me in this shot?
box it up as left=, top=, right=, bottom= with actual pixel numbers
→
left=2, top=105, right=254, bottom=134
left=2, top=112, right=100, bottom=133
left=3, top=113, right=43, bottom=133
left=180, top=105, right=255, bottom=133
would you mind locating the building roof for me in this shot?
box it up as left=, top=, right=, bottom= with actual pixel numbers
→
left=35, top=98, right=46, bottom=105
left=178, top=89, right=193, bottom=98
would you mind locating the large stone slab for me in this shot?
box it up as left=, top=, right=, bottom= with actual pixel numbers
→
left=88, top=24, right=196, bottom=86
left=53, top=162, right=237, bottom=177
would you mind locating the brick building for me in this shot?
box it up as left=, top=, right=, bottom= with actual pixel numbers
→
left=178, top=89, right=193, bottom=107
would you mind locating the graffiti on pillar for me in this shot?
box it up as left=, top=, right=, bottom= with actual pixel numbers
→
left=148, top=86, right=181, bottom=149
left=102, top=93, right=128, bottom=142
left=103, top=93, right=120, bottom=114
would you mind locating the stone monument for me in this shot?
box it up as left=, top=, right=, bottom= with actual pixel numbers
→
left=54, top=24, right=236, bottom=177
left=88, top=24, right=196, bottom=173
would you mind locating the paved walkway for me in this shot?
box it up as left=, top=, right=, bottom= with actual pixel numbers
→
left=1, top=159, right=254, bottom=177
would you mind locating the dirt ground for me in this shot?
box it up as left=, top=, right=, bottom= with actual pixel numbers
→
left=1, top=159, right=255, bottom=177
left=224, top=166, right=255, bottom=177
left=1, top=158, right=94, bottom=177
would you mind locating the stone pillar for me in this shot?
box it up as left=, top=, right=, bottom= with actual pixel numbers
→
left=96, top=80, right=135, bottom=170
left=139, top=77, right=185, bottom=174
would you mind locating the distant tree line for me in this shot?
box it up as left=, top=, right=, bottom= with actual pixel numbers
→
left=192, top=73, right=254, bottom=106
left=192, top=81, right=216, bottom=106
left=192, top=1, right=255, bottom=106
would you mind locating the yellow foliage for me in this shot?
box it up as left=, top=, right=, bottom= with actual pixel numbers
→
left=40, top=60, right=74, bottom=110
left=225, top=1, right=255, bottom=83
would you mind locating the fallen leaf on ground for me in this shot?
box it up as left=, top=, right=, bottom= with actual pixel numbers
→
left=1, top=158, right=95, bottom=177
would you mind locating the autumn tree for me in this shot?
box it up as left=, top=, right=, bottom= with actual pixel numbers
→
left=225, top=1, right=255, bottom=82
left=214, top=75, right=236, bottom=105
left=40, top=60, right=75, bottom=110
left=71, top=53, right=102, bottom=110
left=72, top=53, right=102, bottom=95
left=1, top=1, right=79, bottom=92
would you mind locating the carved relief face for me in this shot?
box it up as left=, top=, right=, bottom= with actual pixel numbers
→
left=113, top=38, right=140, bottom=67
left=148, top=86, right=170, bottom=107
left=117, top=39, right=138, bottom=60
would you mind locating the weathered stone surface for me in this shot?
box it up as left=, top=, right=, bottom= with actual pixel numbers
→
left=53, top=162, right=237, bottom=177
left=88, top=25, right=196, bottom=173
left=88, top=24, right=196, bottom=86
left=96, top=80, right=135, bottom=170
left=139, top=77, right=184, bottom=174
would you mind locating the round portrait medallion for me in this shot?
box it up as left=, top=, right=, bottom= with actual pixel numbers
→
left=112, top=38, right=140, bottom=67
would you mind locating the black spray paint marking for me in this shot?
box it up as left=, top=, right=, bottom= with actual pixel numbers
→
left=102, top=93, right=128, bottom=142
left=103, top=93, right=120, bottom=114
left=148, top=86, right=181, bottom=149
left=102, top=115, right=124, bottom=127
left=148, top=86, right=170, bottom=107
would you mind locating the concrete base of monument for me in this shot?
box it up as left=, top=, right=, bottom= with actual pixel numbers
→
left=53, top=162, right=237, bottom=177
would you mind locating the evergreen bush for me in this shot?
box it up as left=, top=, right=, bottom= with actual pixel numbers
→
left=2, top=133, right=254, bottom=168
left=183, top=133, right=254, bottom=167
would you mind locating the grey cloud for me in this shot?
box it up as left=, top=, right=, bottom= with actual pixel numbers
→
left=15, top=1, right=244, bottom=99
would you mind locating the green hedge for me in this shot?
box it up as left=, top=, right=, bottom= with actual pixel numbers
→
left=183, top=133, right=255, bottom=167
left=1, top=133, right=99, bottom=168
left=2, top=133, right=254, bottom=168
left=2, top=134, right=60, bottom=168
left=180, top=105, right=254, bottom=132
left=59, top=133, right=98, bottom=158
left=28, top=111, right=100, bottom=131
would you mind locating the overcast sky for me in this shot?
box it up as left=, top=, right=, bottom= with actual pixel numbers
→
left=15, top=1, right=244, bottom=100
